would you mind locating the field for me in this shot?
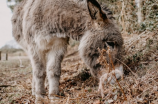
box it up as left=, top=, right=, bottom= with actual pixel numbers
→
left=0, top=31, right=158, bottom=104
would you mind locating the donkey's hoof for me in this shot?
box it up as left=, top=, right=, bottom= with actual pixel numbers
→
left=50, top=96, right=59, bottom=104
left=35, top=97, right=45, bottom=104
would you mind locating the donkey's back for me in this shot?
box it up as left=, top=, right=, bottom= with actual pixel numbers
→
left=12, top=0, right=89, bottom=49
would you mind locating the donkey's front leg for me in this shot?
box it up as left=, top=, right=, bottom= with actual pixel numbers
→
left=46, top=49, right=65, bottom=100
left=29, top=50, right=46, bottom=102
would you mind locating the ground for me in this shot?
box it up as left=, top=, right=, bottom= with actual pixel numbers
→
left=0, top=31, right=158, bottom=104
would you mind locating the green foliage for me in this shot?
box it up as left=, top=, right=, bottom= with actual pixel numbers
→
left=99, top=0, right=158, bottom=33
left=7, top=0, right=23, bottom=11
left=141, top=1, right=158, bottom=31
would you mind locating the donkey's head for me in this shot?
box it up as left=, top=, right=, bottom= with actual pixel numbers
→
left=79, top=0, right=124, bottom=77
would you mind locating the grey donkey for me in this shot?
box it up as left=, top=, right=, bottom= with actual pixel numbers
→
left=12, top=0, right=124, bottom=102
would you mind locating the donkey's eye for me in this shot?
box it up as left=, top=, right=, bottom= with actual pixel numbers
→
left=107, top=42, right=115, bottom=48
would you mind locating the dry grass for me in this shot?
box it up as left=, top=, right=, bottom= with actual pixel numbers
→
left=0, top=31, right=158, bottom=104
left=0, top=57, right=33, bottom=104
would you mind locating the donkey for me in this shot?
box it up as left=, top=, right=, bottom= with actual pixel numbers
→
left=12, top=0, right=124, bottom=102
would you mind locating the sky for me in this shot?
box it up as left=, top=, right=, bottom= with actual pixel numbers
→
left=0, top=0, right=13, bottom=48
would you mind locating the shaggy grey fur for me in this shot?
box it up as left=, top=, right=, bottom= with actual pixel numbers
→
left=12, top=0, right=123, bottom=102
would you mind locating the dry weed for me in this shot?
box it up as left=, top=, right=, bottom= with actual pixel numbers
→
left=97, top=47, right=126, bottom=101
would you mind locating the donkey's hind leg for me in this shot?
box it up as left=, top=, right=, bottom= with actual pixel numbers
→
left=46, top=38, right=68, bottom=100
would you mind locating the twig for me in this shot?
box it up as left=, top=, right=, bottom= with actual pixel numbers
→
left=115, top=58, right=139, bottom=78
left=65, top=51, right=78, bottom=58
left=108, top=47, right=127, bottom=101
left=0, top=85, right=14, bottom=87
left=136, top=86, right=153, bottom=98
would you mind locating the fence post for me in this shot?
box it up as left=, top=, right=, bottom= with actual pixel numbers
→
left=0, top=51, right=1, bottom=60
left=6, top=53, right=8, bottom=61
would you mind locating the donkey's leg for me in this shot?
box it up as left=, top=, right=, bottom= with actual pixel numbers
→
left=29, top=49, right=46, bottom=100
left=46, top=38, right=68, bottom=100
left=32, top=75, right=35, bottom=95
left=32, top=71, right=46, bottom=97
left=46, top=49, right=66, bottom=99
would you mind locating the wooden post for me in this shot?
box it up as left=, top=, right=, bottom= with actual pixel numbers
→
left=0, top=51, right=1, bottom=61
left=6, top=53, right=8, bottom=61
left=135, top=0, right=144, bottom=25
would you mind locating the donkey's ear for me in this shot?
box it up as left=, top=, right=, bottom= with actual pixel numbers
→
left=87, top=0, right=107, bottom=20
